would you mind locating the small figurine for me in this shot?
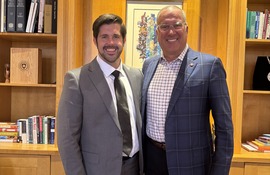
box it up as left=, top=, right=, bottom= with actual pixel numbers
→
left=4, top=64, right=10, bottom=83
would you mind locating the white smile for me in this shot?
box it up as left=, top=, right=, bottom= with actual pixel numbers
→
left=167, top=38, right=178, bottom=42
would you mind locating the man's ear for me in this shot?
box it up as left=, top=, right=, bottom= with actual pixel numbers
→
left=185, top=26, right=188, bottom=33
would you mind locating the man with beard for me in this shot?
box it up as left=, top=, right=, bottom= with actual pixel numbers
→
left=57, top=14, right=143, bottom=175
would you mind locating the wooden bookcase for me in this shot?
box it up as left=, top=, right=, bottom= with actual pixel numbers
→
left=4, top=0, right=270, bottom=174
left=229, top=0, right=270, bottom=174
left=0, top=0, right=71, bottom=174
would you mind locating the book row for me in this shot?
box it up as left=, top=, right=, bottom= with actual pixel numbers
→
left=0, top=115, right=55, bottom=144
left=246, top=9, right=270, bottom=39
left=241, top=134, right=270, bottom=153
left=0, top=0, right=57, bottom=33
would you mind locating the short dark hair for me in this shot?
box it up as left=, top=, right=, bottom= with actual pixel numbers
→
left=92, top=14, right=126, bottom=39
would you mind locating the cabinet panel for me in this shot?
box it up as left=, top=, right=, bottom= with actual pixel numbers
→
left=245, top=163, right=270, bottom=175
left=242, top=94, right=270, bottom=142
left=0, top=154, right=50, bottom=175
left=229, top=162, right=244, bottom=175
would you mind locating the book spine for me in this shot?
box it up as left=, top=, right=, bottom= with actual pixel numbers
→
left=254, top=11, right=260, bottom=39
left=37, top=0, right=44, bottom=33
left=51, top=0, right=56, bottom=33
left=6, top=0, right=16, bottom=32
left=25, top=0, right=34, bottom=32
left=246, top=9, right=250, bottom=38
left=249, top=11, right=256, bottom=39
left=0, top=131, right=18, bottom=136
left=28, top=117, right=33, bottom=144
left=43, top=1, right=51, bottom=33
left=30, top=0, right=39, bottom=33
left=50, top=117, right=55, bottom=144
left=0, top=138, right=19, bottom=143
left=262, top=9, right=269, bottom=39
left=16, top=0, right=26, bottom=32
left=0, top=128, right=18, bottom=132
left=38, top=115, right=43, bottom=144
left=1, top=0, right=7, bottom=32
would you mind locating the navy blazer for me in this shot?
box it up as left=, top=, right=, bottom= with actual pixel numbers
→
left=141, top=48, right=234, bottom=175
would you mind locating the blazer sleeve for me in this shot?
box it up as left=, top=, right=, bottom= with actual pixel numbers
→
left=209, top=58, right=234, bottom=175
left=57, top=69, right=87, bottom=175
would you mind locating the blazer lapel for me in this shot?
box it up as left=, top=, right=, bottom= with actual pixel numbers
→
left=142, top=58, right=159, bottom=99
left=167, top=49, right=198, bottom=116
left=87, top=59, right=121, bottom=130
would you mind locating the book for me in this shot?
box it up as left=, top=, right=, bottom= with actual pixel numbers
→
left=49, top=116, right=55, bottom=144
left=262, top=9, right=269, bottom=39
left=259, top=136, right=270, bottom=144
left=38, top=115, right=43, bottom=144
left=51, top=0, right=56, bottom=33
left=0, top=128, right=18, bottom=132
left=16, top=0, right=30, bottom=32
left=242, top=143, right=258, bottom=152
left=43, top=0, right=51, bottom=33
left=254, top=11, right=260, bottom=39
left=28, top=116, right=33, bottom=144
left=0, top=0, right=7, bottom=32
left=37, top=0, right=44, bottom=33
left=0, top=131, right=18, bottom=136
left=257, top=12, right=264, bottom=39
left=25, top=0, right=35, bottom=32
left=17, top=119, right=28, bottom=143
left=0, top=137, right=19, bottom=143
left=6, top=0, right=17, bottom=32
left=247, top=140, right=270, bottom=152
left=42, top=115, right=51, bottom=144
left=30, top=0, right=39, bottom=33
left=0, top=122, right=17, bottom=128
left=246, top=9, right=250, bottom=38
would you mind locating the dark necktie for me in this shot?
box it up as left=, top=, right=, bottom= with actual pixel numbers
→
left=112, top=70, right=132, bottom=156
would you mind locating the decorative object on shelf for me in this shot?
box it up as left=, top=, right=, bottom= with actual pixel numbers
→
left=10, top=48, right=42, bottom=84
left=253, top=56, right=270, bottom=90
left=4, top=63, right=10, bottom=83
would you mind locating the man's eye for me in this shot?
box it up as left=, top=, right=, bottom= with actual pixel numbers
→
left=160, top=25, right=169, bottom=29
left=174, top=23, right=183, bottom=29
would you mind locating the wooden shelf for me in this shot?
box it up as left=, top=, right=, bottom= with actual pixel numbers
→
left=243, top=90, right=270, bottom=95
left=0, top=143, right=59, bottom=155
left=0, top=33, right=57, bottom=43
left=233, top=148, right=270, bottom=163
left=0, top=83, right=56, bottom=88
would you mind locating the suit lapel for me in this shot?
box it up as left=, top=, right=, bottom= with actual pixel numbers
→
left=167, top=49, right=198, bottom=116
left=142, top=58, right=159, bottom=99
left=87, top=59, right=121, bottom=130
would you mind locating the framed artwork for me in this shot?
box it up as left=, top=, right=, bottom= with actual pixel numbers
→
left=125, top=1, right=182, bottom=68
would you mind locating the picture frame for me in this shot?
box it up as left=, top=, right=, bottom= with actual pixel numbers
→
left=125, top=1, right=182, bottom=68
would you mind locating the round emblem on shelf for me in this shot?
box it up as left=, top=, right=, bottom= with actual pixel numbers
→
left=268, top=72, right=270, bottom=82
left=19, top=61, right=29, bottom=71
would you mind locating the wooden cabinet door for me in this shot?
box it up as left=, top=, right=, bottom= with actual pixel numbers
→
left=229, top=162, right=244, bottom=175
left=0, top=154, right=50, bottom=175
left=245, top=163, right=270, bottom=175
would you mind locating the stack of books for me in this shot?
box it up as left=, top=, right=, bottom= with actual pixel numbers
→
left=17, top=115, right=55, bottom=144
left=0, top=122, right=20, bottom=143
left=242, top=134, right=270, bottom=153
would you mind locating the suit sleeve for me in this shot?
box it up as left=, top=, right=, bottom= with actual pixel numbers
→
left=57, top=70, right=87, bottom=175
left=209, top=58, right=234, bottom=175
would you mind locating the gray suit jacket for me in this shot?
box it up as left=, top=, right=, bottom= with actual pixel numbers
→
left=141, top=48, right=234, bottom=175
left=57, top=58, right=143, bottom=175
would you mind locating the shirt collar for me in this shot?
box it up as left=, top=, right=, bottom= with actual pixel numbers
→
left=161, top=44, right=189, bottom=63
left=96, top=55, right=124, bottom=78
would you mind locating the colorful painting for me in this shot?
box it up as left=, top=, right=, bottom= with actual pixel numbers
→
left=125, top=2, right=182, bottom=68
